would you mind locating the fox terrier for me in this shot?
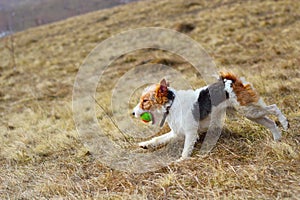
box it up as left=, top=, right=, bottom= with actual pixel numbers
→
left=132, top=72, right=289, bottom=160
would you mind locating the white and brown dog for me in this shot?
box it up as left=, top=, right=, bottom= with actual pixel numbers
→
left=132, top=72, right=289, bottom=160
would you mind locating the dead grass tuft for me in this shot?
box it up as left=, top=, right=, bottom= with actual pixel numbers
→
left=174, top=22, right=196, bottom=33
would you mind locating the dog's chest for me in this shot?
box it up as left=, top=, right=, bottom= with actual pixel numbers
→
left=167, top=90, right=199, bottom=131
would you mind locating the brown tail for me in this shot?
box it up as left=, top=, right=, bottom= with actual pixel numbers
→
left=219, top=71, right=260, bottom=106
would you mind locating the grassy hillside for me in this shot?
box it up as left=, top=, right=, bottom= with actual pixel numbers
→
left=0, top=0, right=300, bottom=199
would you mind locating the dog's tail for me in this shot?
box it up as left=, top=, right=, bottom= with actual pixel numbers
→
left=219, top=71, right=260, bottom=106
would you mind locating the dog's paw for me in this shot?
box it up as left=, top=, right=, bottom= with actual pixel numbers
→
left=175, top=156, right=188, bottom=163
left=279, top=116, right=289, bottom=131
left=283, top=119, right=290, bottom=131
left=138, top=141, right=149, bottom=149
left=274, top=135, right=282, bottom=142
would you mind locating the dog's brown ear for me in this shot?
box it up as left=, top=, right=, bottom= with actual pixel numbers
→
left=159, top=79, right=169, bottom=93
left=160, top=79, right=169, bottom=87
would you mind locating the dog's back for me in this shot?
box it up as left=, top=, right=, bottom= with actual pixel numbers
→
left=219, top=71, right=260, bottom=106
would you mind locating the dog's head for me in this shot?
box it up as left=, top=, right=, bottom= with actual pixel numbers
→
left=132, top=79, right=170, bottom=125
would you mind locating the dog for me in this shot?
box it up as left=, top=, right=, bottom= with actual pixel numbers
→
left=132, top=72, right=289, bottom=161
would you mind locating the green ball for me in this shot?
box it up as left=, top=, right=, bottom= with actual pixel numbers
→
left=140, top=112, right=152, bottom=123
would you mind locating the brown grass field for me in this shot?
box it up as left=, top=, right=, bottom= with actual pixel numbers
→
left=0, top=0, right=300, bottom=199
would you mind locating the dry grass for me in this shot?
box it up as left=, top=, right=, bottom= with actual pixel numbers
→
left=0, top=0, right=300, bottom=199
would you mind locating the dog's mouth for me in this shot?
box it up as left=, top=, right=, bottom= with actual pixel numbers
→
left=140, top=112, right=154, bottom=125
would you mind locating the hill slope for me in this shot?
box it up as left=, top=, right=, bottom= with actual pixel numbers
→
left=0, top=0, right=299, bottom=199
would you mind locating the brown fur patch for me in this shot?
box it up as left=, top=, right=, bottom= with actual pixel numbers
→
left=139, top=82, right=169, bottom=110
left=219, top=71, right=260, bottom=106
left=154, top=84, right=169, bottom=105
left=140, top=92, right=155, bottom=110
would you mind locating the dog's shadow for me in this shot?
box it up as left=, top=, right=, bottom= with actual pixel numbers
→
left=193, top=127, right=243, bottom=152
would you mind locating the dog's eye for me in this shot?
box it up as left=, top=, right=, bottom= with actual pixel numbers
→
left=143, top=99, right=148, bottom=103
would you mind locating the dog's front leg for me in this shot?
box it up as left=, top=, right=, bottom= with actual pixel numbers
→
left=178, top=130, right=198, bottom=161
left=139, top=130, right=175, bottom=149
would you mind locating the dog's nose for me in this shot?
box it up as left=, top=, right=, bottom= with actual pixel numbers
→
left=132, top=112, right=135, bottom=116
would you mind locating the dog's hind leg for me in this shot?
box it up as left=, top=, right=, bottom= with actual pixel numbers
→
left=139, top=130, right=176, bottom=149
left=248, top=116, right=282, bottom=141
left=265, top=104, right=289, bottom=131
left=240, top=101, right=288, bottom=140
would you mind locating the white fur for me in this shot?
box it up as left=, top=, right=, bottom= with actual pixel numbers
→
left=224, top=79, right=240, bottom=107
left=133, top=80, right=289, bottom=161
